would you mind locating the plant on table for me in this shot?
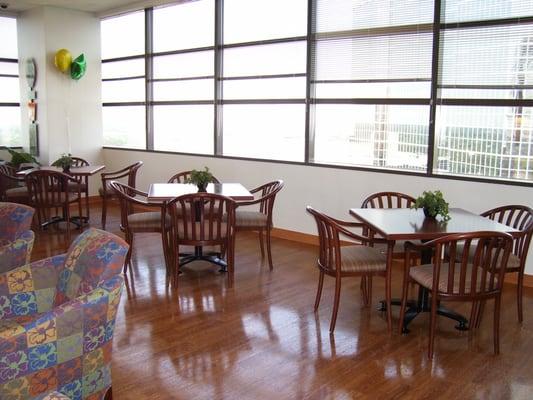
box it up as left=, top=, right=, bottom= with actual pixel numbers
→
left=51, top=153, right=73, bottom=172
left=411, top=190, right=451, bottom=221
left=187, top=167, right=214, bottom=192
left=1, top=147, right=39, bottom=169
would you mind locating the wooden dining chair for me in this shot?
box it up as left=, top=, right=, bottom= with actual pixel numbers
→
left=55, top=156, right=91, bottom=220
left=306, top=206, right=393, bottom=333
left=168, top=170, right=220, bottom=184
left=399, top=231, right=513, bottom=359
left=0, top=164, right=30, bottom=204
left=361, top=191, right=416, bottom=255
left=109, top=181, right=172, bottom=274
left=165, top=193, right=237, bottom=287
left=452, top=205, right=533, bottom=323
left=235, top=180, right=284, bottom=270
left=24, top=170, right=82, bottom=239
left=100, top=161, right=143, bottom=229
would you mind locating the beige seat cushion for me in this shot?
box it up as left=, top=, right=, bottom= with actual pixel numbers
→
left=235, top=210, right=268, bottom=228
left=451, top=243, right=521, bottom=270
left=67, top=181, right=88, bottom=192
left=128, top=211, right=170, bottom=230
left=372, top=240, right=412, bottom=255
left=410, top=263, right=500, bottom=294
left=174, top=221, right=228, bottom=239
left=32, top=192, right=79, bottom=204
left=337, top=245, right=387, bottom=273
left=5, top=186, right=29, bottom=198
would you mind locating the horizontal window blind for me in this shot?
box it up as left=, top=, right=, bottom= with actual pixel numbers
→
left=442, top=0, right=533, bottom=24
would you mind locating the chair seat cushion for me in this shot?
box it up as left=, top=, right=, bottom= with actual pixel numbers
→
left=175, top=221, right=229, bottom=239
left=338, top=245, right=387, bottom=273
left=451, top=243, right=521, bottom=271
left=32, top=192, right=79, bottom=203
left=409, top=263, right=500, bottom=294
left=235, top=210, right=268, bottom=228
left=66, top=181, right=87, bottom=192
left=372, top=240, right=411, bottom=255
left=128, top=211, right=170, bottom=230
left=5, top=186, right=29, bottom=198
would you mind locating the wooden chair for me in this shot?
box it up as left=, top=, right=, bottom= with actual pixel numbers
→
left=109, top=181, right=172, bottom=274
left=457, top=206, right=533, bottom=323
left=0, top=163, right=30, bottom=204
left=399, top=231, right=513, bottom=359
left=165, top=193, right=237, bottom=287
left=100, top=161, right=143, bottom=229
left=24, top=170, right=82, bottom=239
left=306, top=206, right=393, bottom=333
left=235, top=180, right=284, bottom=270
left=168, top=170, right=220, bottom=184
left=55, top=156, right=91, bottom=220
left=362, top=191, right=416, bottom=247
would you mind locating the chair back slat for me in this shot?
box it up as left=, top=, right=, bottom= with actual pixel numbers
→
left=25, top=170, right=72, bottom=223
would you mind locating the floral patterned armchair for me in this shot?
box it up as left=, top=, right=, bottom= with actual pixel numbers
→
left=0, top=228, right=128, bottom=400
left=0, top=202, right=35, bottom=273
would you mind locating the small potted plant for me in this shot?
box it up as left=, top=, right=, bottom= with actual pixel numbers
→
left=187, top=167, right=214, bottom=192
left=411, top=190, right=451, bottom=221
left=51, top=153, right=73, bottom=173
left=1, top=147, right=39, bottom=170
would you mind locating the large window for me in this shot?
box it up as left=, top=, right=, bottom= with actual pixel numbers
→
left=0, top=16, right=21, bottom=147
left=101, top=0, right=533, bottom=185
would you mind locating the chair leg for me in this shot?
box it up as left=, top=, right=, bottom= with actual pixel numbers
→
left=314, top=270, right=325, bottom=311
left=258, top=229, right=265, bottom=258
left=360, top=276, right=368, bottom=306
left=494, top=295, right=501, bottom=355
left=329, top=275, right=342, bottom=333
left=101, top=196, right=107, bottom=230
left=428, top=292, right=438, bottom=359
left=469, top=301, right=480, bottom=330
left=124, top=232, right=133, bottom=273
left=85, top=190, right=90, bottom=220
left=398, top=275, right=410, bottom=335
left=266, top=226, right=273, bottom=270
left=517, top=271, right=524, bottom=323
left=64, top=204, right=71, bottom=240
left=77, top=199, right=82, bottom=230
left=385, top=246, right=393, bottom=333
left=475, top=300, right=485, bottom=329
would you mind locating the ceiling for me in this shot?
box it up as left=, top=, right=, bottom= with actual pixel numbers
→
left=0, top=0, right=179, bottom=15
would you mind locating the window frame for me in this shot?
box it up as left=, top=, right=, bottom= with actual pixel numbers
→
left=101, top=0, right=533, bottom=188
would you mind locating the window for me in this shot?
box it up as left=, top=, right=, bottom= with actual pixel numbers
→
left=101, top=11, right=146, bottom=149
left=152, top=1, right=214, bottom=154
left=101, top=0, right=533, bottom=185
left=0, top=16, right=21, bottom=147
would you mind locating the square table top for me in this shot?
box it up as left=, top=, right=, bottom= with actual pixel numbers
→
left=349, top=207, right=520, bottom=241
left=148, top=183, right=254, bottom=202
left=16, top=165, right=105, bottom=177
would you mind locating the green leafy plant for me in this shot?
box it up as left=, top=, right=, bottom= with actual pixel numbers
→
left=411, top=190, right=451, bottom=221
left=186, top=167, right=214, bottom=191
left=1, top=147, right=39, bottom=169
left=51, top=153, right=73, bottom=170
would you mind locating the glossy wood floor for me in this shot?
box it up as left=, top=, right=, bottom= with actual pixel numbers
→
left=31, top=205, right=533, bottom=400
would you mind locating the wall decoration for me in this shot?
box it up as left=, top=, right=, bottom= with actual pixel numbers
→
left=29, top=123, right=39, bottom=157
left=25, top=58, right=37, bottom=89
left=28, top=100, right=37, bottom=123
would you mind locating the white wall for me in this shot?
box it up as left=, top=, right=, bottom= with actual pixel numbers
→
left=103, top=148, right=533, bottom=274
left=17, top=6, right=103, bottom=194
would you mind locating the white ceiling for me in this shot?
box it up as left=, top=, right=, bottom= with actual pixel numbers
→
left=0, top=0, right=183, bottom=16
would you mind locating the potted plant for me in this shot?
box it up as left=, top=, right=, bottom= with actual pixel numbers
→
left=51, top=153, right=73, bottom=173
left=186, top=167, right=214, bottom=192
left=411, top=190, right=451, bottom=221
left=1, top=147, right=39, bottom=170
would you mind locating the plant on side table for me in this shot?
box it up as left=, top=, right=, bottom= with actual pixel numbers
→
left=51, top=153, right=73, bottom=173
left=1, top=147, right=40, bottom=170
left=412, top=190, right=451, bottom=221
left=187, top=167, right=214, bottom=192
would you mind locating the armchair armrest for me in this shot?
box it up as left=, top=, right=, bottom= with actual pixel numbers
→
left=0, top=230, right=35, bottom=273
left=0, top=254, right=65, bottom=319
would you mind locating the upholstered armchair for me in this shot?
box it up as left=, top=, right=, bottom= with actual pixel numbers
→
left=0, top=202, right=35, bottom=273
left=0, top=228, right=128, bottom=400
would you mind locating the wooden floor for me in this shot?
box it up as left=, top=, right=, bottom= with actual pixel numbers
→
left=31, top=205, right=533, bottom=400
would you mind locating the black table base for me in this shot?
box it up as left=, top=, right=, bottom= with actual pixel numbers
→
left=179, top=246, right=227, bottom=272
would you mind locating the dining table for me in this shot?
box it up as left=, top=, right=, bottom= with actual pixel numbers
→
left=349, top=207, right=520, bottom=332
left=148, top=182, right=254, bottom=271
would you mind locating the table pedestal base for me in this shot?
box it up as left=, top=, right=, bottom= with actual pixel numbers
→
left=179, top=246, right=227, bottom=272
left=379, top=286, right=469, bottom=334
